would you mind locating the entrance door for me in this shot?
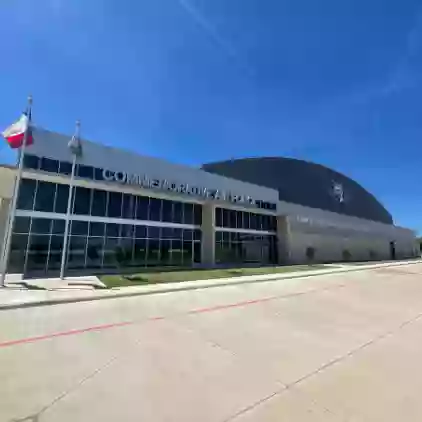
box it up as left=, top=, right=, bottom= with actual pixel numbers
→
left=390, top=241, right=396, bottom=260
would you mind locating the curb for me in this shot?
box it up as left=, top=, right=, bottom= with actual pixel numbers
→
left=1, top=261, right=420, bottom=311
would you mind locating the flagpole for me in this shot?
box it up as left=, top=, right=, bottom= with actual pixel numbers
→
left=59, top=120, right=80, bottom=280
left=0, top=95, right=33, bottom=287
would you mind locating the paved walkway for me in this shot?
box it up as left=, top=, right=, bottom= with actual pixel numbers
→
left=2, top=262, right=422, bottom=421
left=1, top=260, right=421, bottom=310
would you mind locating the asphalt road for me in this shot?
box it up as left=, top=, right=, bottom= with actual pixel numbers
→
left=2, top=263, right=422, bottom=421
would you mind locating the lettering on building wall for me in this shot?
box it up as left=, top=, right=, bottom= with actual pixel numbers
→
left=101, top=168, right=277, bottom=210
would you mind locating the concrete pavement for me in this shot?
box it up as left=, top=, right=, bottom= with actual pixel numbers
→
left=2, top=262, right=422, bottom=421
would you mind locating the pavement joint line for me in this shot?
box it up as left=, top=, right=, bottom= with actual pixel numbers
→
left=0, top=282, right=349, bottom=349
left=224, top=307, right=422, bottom=422
left=1, top=261, right=420, bottom=311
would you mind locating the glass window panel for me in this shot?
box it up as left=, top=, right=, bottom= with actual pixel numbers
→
left=86, top=237, right=103, bottom=268
left=182, top=241, right=192, bottom=266
left=73, top=187, right=92, bottom=215
left=135, top=225, right=147, bottom=238
left=215, top=207, right=222, bottom=227
left=222, top=231, right=230, bottom=241
left=40, top=157, right=59, bottom=173
left=136, top=196, right=149, bottom=220
left=34, top=181, right=56, bottom=212
left=173, top=228, right=183, bottom=240
left=23, top=154, right=39, bottom=170
left=77, top=164, right=94, bottom=180
left=161, top=200, right=173, bottom=222
left=67, top=236, right=87, bottom=269
left=106, top=223, right=119, bottom=238
left=170, top=240, right=183, bottom=266
left=256, top=214, right=263, bottom=231
left=58, top=161, right=72, bottom=175
left=26, top=234, right=50, bottom=271
left=48, top=235, right=64, bottom=270
left=89, top=222, right=105, bottom=237
left=31, top=218, right=52, bottom=234
left=193, top=204, right=202, bottom=225
left=236, top=212, right=243, bottom=230
left=122, top=194, right=136, bottom=220
left=115, top=238, right=133, bottom=266
left=9, top=234, right=28, bottom=273
left=160, top=239, right=171, bottom=265
left=173, top=202, right=183, bottom=224
left=132, top=238, right=147, bottom=267
left=13, top=216, right=30, bottom=234
left=261, top=215, right=268, bottom=231
left=183, top=229, right=193, bottom=240
left=148, top=226, right=160, bottom=239
left=108, top=192, right=122, bottom=218
left=222, top=209, right=230, bottom=228
left=193, top=241, right=201, bottom=263
left=183, top=203, right=193, bottom=225
left=215, top=231, right=223, bottom=242
left=249, top=213, right=258, bottom=230
left=71, top=220, right=88, bottom=235
left=102, top=237, right=119, bottom=268
left=52, top=219, right=65, bottom=235
left=149, top=198, right=162, bottom=222
left=91, top=189, right=107, bottom=217
left=244, top=212, right=250, bottom=230
left=194, top=229, right=201, bottom=241
left=147, top=239, right=160, bottom=266
left=54, top=183, right=69, bottom=214
left=162, top=227, right=173, bottom=239
left=93, top=167, right=104, bottom=181
left=17, top=179, right=37, bottom=210
left=121, top=224, right=134, bottom=238
left=229, top=210, right=237, bottom=228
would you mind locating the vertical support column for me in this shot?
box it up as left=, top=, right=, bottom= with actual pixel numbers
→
left=277, top=215, right=291, bottom=265
left=201, top=203, right=215, bottom=267
left=0, top=198, right=11, bottom=273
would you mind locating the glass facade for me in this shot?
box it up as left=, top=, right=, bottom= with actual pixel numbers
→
left=11, top=178, right=202, bottom=274
left=215, top=231, right=278, bottom=265
left=215, top=207, right=278, bottom=265
left=215, top=207, right=277, bottom=231
left=10, top=216, right=202, bottom=274
left=16, top=179, right=202, bottom=225
left=10, top=164, right=281, bottom=274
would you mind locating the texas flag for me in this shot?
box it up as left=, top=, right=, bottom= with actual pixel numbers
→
left=2, top=112, right=33, bottom=149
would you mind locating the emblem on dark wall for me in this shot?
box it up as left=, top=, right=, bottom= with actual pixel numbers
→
left=331, top=181, right=345, bottom=203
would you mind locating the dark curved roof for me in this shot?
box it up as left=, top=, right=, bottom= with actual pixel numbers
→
left=202, top=157, right=393, bottom=224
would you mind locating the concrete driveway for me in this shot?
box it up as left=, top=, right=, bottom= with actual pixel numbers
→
left=1, top=263, right=422, bottom=421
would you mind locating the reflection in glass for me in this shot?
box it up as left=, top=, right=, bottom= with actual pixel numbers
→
left=108, top=192, right=122, bottom=218
left=26, top=234, right=50, bottom=271
left=9, top=234, right=28, bottom=273
left=35, top=181, right=56, bottom=212
left=68, top=236, right=87, bottom=269
left=55, top=184, right=70, bottom=214
left=133, top=239, right=147, bottom=267
left=86, top=237, right=103, bottom=268
left=17, top=179, right=37, bottom=210
left=149, top=198, right=162, bottom=222
left=73, top=187, right=91, bottom=215
left=91, top=189, right=108, bottom=217
left=48, top=235, right=64, bottom=270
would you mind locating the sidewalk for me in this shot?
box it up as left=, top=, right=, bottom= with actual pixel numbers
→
left=0, top=260, right=421, bottom=310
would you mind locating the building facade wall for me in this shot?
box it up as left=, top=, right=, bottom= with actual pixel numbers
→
left=0, top=128, right=418, bottom=277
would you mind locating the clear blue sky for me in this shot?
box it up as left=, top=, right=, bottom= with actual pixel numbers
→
left=1, top=0, right=421, bottom=233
